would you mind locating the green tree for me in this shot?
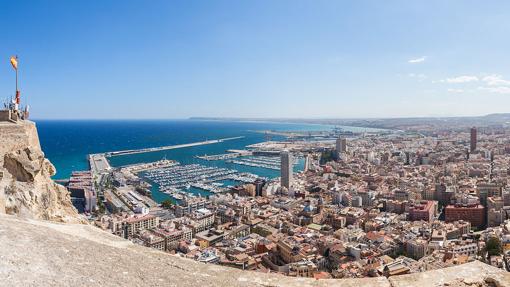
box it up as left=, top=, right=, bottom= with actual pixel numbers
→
left=161, top=199, right=174, bottom=209
left=486, top=236, right=502, bottom=257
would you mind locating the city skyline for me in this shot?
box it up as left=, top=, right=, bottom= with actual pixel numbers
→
left=1, top=1, right=510, bottom=119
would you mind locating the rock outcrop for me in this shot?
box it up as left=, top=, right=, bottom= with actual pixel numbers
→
left=1, top=214, right=509, bottom=287
left=0, top=120, right=83, bottom=223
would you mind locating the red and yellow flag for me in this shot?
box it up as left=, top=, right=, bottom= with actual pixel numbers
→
left=10, top=56, right=18, bottom=70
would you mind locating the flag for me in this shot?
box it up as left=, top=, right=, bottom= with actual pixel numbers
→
left=10, top=56, right=18, bottom=70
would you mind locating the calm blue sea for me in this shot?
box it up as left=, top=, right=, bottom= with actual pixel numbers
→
left=35, top=119, right=371, bottom=202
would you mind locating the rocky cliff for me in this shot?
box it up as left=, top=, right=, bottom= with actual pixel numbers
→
left=0, top=120, right=83, bottom=223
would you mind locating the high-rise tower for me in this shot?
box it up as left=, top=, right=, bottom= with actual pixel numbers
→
left=470, top=127, right=477, bottom=152
left=336, top=137, right=347, bottom=159
left=280, top=151, right=293, bottom=189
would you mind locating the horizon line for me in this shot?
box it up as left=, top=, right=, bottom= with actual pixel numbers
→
left=29, top=112, right=510, bottom=121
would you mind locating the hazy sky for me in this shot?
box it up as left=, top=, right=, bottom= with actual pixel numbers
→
left=1, top=1, right=510, bottom=119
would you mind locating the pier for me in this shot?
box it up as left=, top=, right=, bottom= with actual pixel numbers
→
left=105, top=136, right=245, bottom=157
left=118, top=159, right=178, bottom=172
left=89, top=153, right=112, bottom=174
left=196, top=149, right=252, bottom=161
left=226, top=155, right=299, bottom=170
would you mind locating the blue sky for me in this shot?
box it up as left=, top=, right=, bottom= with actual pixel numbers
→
left=1, top=1, right=510, bottom=119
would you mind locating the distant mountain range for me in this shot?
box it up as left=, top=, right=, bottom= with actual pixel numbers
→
left=191, top=113, right=510, bottom=130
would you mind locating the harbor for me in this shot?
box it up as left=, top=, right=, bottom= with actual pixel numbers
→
left=83, top=129, right=307, bottom=206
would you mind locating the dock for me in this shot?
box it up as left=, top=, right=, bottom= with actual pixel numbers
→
left=226, top=155, right=299, bottom=170
left=105, top=136, right=245, bottom=157
left=89, top=153, right=112, bottom=174
left=118, top=159, right=178, bottom=172
left=196, top=149, right=252, bottom=161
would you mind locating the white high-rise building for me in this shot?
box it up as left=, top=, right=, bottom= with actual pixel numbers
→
left=280, top=151, right=293, bottom=189
left=303, top=154, right=311, bottom=172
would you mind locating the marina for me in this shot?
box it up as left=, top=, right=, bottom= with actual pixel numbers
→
left=142, top=164, right=263, bottom=199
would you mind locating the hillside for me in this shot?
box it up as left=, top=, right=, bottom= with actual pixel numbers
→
left=1, top=214, right=509, bottom=287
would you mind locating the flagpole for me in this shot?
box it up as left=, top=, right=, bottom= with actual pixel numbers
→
left=10, top=55, right=20, bottom=112
left=14, top=56, right=19, bottom=109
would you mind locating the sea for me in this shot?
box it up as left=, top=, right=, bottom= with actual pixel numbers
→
left=36, top=120, right=373, bottom=202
